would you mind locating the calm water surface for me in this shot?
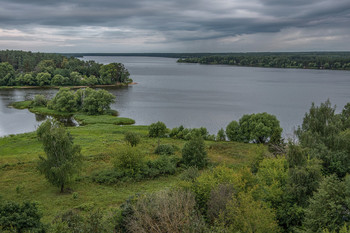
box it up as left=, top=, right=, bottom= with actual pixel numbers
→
left=1, top=56, right=349, bottom=137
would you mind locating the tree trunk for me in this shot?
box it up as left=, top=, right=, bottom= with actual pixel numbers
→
left=60, top=183, right=64, bottom=193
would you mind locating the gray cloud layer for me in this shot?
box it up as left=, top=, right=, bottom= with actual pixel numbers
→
left=0, top=0, right=349, bottom=52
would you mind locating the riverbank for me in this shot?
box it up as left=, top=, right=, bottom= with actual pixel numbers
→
left=0, top=82, right=138, bottom=90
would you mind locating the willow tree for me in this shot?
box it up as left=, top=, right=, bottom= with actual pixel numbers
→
left=37, top=120, right=82, bottom=192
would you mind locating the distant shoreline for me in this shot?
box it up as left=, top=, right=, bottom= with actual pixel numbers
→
left=0, top=82, right=137, bottom=89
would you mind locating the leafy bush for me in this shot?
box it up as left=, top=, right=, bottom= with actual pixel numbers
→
left=154, top=144, right=176, bottom=155
left=50, top=209, right=114, bottom=233
left=124, top=132, right=141, bottom=147
left=114, top=147, right=145, bottom=177
left=124, top=190, right=207, bottom=233
left=182, top=134, right=208, bottom=169
left=179, top=166, right=200, bottom=181
left=207, top=183, right=235, bottom=224
left=91, top=169, right=125, bottom=184
left=93, top=155, right=179, bottom=184
left=0, top=201, right=44, bottom=232
left=226, top=113, right=282, bottom=143
left=169, top=126, right=214, bottom=140
left=215, top=192, right=280, bottom=232
left=148, top=121, right=167, bottom=138
left=145, top=156, right=177, bottom=178
left=32, top=94, right=48, bottom=107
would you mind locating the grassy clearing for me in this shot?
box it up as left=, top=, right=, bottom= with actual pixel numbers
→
left=0, top=108, right=262, bottom=224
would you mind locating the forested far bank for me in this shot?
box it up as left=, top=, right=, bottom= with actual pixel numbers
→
left=177, top=52, right=350, bottom=70
left=0, top=50, right=132, bottom=87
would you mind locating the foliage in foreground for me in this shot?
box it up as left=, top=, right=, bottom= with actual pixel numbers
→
left=0, top=201, right=44, bottom=233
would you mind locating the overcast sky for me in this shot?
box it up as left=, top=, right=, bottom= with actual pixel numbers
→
left=0, top=0, right=349, bottom=53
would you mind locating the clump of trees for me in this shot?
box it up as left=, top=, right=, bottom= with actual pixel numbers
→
left=37, top=119, right=83, bottom=192
left=226, top=112, right=282, bottom=143
left=0, top=50, right=132, bottom=87
left=46, top=87, right=115, bottom=115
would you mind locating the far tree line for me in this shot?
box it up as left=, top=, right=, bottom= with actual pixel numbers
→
left=178, top=52, right=350, bottom=70
left=0, top=50, right=132, bottom=86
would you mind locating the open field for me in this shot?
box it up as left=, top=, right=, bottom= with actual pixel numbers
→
left=0, top=121, right=263, bottom=223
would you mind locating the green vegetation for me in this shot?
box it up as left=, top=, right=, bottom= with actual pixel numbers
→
left=37, top=120, right=83, bottom=193
left=177, top=52, right=350, bottom=70
left=0, top=50, right=133, bottom=87
left=182, top=134, right=208, bottom=168
left=1, top=99, right=350, bottom=232
left=124, top=132, right=141, bottom=147
left=226, top=112, right=282, bottom=143
left=0, top=201, right=44, bottom=232
left=11, top=87, right=135, bottom=126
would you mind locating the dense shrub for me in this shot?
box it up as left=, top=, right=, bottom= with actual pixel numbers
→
left=154, top=144, right=176, bottom=155
left=113, top=147, right=145, bottom=177
left=207, top=183, right=235, bottom=224
left=169, top=125, right=215, bottom=140
left=124, top=190, right=207, bottom=233
left=92, top=149, right=179, bottom=184
left=145, top=156, right=177, bottom=177
left=0, top=201, right=44, bottom=232
left=148, top=121, right=167, bottom=138
left=124, top=132, right=141, bottom=147
left=50, top=209, right=114, bottom=233
left=182, top=134, right=208, bottom=169
left=32, top=94, right=48, bottom=107
left=179, top=166, right=200, bottom=181
left=215, top=192, right=280, bottom=232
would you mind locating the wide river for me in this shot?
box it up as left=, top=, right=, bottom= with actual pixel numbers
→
left=1, top=56, right=349, bottom=138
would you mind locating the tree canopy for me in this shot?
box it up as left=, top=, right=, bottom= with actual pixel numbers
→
left=226, top=112, right=282, bottom=143
left=0, top=50, right=131, bottom=87
left=37, top=119, right=83, bottom=192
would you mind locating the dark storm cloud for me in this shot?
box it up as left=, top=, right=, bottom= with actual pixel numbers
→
left=0, top=0, right=349, bottom=52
